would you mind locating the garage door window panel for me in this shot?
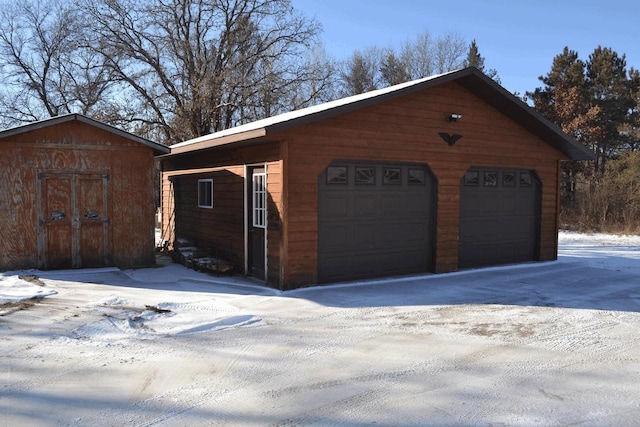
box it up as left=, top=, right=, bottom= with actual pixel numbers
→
left=355, top=167, right=375, bottom=185
left=383, top=168, right=401, bottom=185
left=520, top=172, right=533, bottom=188
left=503, top=172, right=515, bottom=187
left=464, top=171, right=479, bottom=186
left=483, top=171, right=498, bottom=187
left=408, top=168, right=426, bottom=185
left=327, top=166, right=348, bottom=184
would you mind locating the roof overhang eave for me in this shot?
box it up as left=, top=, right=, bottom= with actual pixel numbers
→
left=455, top=73, right=595, bottom=162
left=161, top=128, right=267, bottom=157
left=561, top=144, right=595, bottom=161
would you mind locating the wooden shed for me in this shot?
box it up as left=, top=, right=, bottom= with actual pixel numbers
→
left=159, top=67, right=594, bottom=290
left=0, top=114, right=169, bottom=271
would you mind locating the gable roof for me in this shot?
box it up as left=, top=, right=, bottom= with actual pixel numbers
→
left=169, top=67, right=593, bottom=161
left=0, top=113, right=170, bottom=155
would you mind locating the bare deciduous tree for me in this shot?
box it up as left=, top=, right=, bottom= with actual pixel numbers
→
left=400, top=31, right=435, bottom=79
left=434, top=32, right=466, bottom=74
left=1, top=0, right=471, bottom=144
left=82, top=0, right=322, bottom=144
left=279, top=44, right=338, bottom=109
left=338, top=30, right=468, bottom=96
left=0, top=0, right=117, bottom=126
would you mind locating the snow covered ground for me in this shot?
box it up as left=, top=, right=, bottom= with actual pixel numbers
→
left=2, top=231, right=640, bottom=426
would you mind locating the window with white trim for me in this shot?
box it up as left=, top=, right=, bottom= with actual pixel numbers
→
left=252, top=172, right=267, bottom=228
left=198, top=179, right=214, bottom=208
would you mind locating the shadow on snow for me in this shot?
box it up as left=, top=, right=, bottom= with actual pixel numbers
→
left=10, top=243, right=640, bottom=313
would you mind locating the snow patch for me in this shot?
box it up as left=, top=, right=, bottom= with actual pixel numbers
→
left=65, top=299, right=262, bottom=343
left=97, top=295, right=131, bottom=307
left=175, top=314, right=261, bottom=335
left=559, top=230, right=640, bottom=245
left=0, top=274, right=57, bottom=305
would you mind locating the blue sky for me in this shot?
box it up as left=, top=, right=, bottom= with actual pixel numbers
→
left=290, top=0, right=640, bottom=95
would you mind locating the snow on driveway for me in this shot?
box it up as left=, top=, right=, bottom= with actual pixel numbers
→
left=1, top=231, right=640, bottom=426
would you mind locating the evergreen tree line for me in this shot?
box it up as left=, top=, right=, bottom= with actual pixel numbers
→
left=529, top=47, right=640, bottom=232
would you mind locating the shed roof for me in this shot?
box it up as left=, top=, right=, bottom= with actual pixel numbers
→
left=168, top=67, right=594, bottom=161
left=0, top=113, right=169, bottom=155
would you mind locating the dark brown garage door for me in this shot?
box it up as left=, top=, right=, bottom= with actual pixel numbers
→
left=318, top=161, right=435, bottom=283
left=458, top=167, right=540, bottom=269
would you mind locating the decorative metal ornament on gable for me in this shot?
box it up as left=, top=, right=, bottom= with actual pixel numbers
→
left=438, top=132, right=463, bottom=146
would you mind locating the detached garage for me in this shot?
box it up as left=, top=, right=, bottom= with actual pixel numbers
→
left=160, top=67, right=593, bottom=290
left=0, top=114, right=169, bottom=271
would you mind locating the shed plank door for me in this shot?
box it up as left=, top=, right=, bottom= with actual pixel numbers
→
left=458, top=168, right=540, bottom=269
left=318, top=162, right=435, bottom=284
left=39, top=174, right=74, bottom=269
left=76, top=174, right=110, bottom=268
left=247, top=167, right=266, bottom=280
left=38, top=173, right=110, bottom=269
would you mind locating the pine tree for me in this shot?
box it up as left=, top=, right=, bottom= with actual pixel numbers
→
left=380, top=50, right=409, bottom=86
left=463, top=39, right=499, bottom=83
left=339, top=50, right=378, bottom=96
left=464, top=40, right=484, bottom=69
left=586, top=46, right=640, bottom=174
left=530, top=47, right=592, bottom=124
left=528, top=47, right=602, bottom=202
left=530, top=46, right=640, bottom=228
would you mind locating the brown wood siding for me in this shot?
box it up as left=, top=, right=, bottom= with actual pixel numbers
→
left=0, top=143, right=39, bottom=269
left=171, top=166, right=245, bottom=269
left=266, top=160, right=283, bottom=285
left=0, top=121, right=157, bottom=270
left=280, top=81, right=564, bottom=287
left=161, top=143, right=283, bottom=284
left=110, top=147, right=157, bottom=267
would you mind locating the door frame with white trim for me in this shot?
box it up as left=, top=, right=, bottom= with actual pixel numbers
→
left=245, top=164, right=268, bottom=281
